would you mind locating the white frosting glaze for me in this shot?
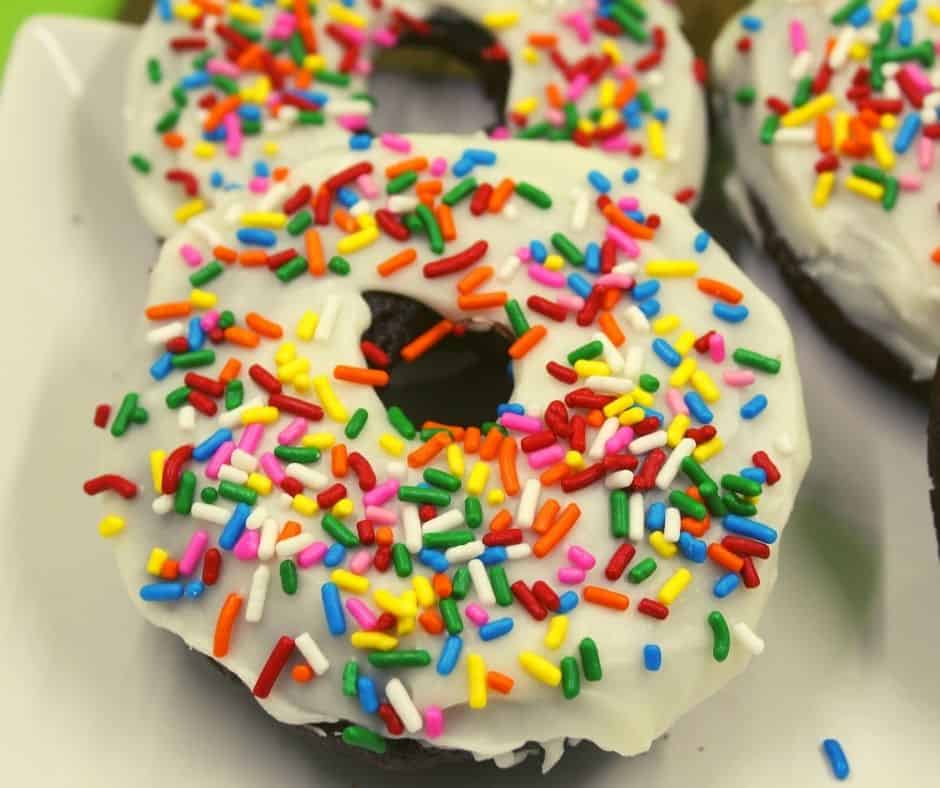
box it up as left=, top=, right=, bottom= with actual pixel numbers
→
left=713, top=0, right=940, bottom=381
left=95, top=135, right=809, bottom=769
left=127, top=0, right=707, bottom=237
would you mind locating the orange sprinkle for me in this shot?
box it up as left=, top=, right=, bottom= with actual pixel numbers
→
left=214, top=245, right=237, bottom=264
left=423, top=421, right=465, bottom=441
left=416, top=178, right=443, bottom=196
left=859, top=107, right=880, bottom=129
left=294, top=68, right=312, bottom=89
left=236, top=43, right=263, bottom=70
left=582, top=585, right=630, bottom=611
left=707, top=543, right=745, bottom=573
left=603, top=203, right=655, bottom=240
left=816, top=114, right=833, bottom=152
left=272, top=167, right=289, bottom=182
left=546, top=82, right=565, bottom=109
left=375, top=526, right=394, bottom=546
left=931, top=246, right=940, bottom=264
left=697, top=278, right=743, bottom=304
left=245, top=312, right=283, bottom=339
left=418, top=191, right=436, bottom=208
left=488, top=178, right=516, bottom=213
left=239, top=249, right=269, bottom=267
left=849, top=116, right=872, bottom=145
left=204, top=95, right=241, bottom=132
left=533, top=503, right=581, bottom=558
left=527, top=32, right=558, bottom=48
left=436, top=204, right=457, bottom=242
left=457, top=291, right=508, bottom=310
left=432, top=572, right=452, bottom=599
left=602, top=289, right=621, bottom=310
left=219, top=358, right=242, bottom=383
left=463, top=426, right=481, bottom=453
left=508, top=325, right=548, bottom=359
left=401, top=319, right=453, bottom=362
left=486, top=671, right=515, bottom=694
left=305, top=229, right=326, bottom=276
left=457, top=265, right=494, bottom=295
left=162, top=131, right=185, bottom=149
left=407, top=432, right=451, bottom=468
left=292, top=664, right=315, bottom=683
left=418, top=609, right=445, bottom=635
left=331, top=444, right=348, bottom=477
left=223, top=326, right=260, bottom=348
left=145, top=301, right=191, bottom=321
left=479, top=426, right=504, bottom=461
left=615, top=76, right=638, bottom=108
left=333, top=365, right=390, bottom=387
left=385, top=156, right=429, bottom=178
left=598, top=312, right=625, bottom=346
left=498, top=436, right=521, bottom=496
left=681, top=516, right=709, bottom=538
left=160, top=559, right=179, bottom=581
left=377, top=247, right=418, bottom=277
left=333, top=208, right=358, bottom=233
left=540, top=461, right=570, bottom=486
left=586, top=409, right=605, bottom=429
left=531, top=499, right=561, bottom=535
left=489, top=509, right=513, bottom=532
left=212, top=593, right=243, bottom=658
left=278, top=521, right=302, bottom=541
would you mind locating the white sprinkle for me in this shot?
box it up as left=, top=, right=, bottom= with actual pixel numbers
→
left=789, top=50, right=812, bottom=81
left=152, top=495, right=174, bottom=515
left=629, top=492, right=645, bottom=541
left=516, top=479, right=541, bottom=528
left=218, top=464, right=249, bottom=485
left=230, top=448, right=259, bottom=473
left=276, top=533, right=317, bottom=559
left=218, top=396, right=264, bottom=428
left=246, top=507, right=268, bottom=530
left=295, top=632, right=331, bottom=675
left=611, top=262, right=639, bottom=276
left=774, top=432, right=795, bottom=456
left=423, top=508, right=465, bottom=534
left=585, top=375, right=635, bottom=394
left=774, top=128, right=815, bottom=144
left=496, top=254, right=522, bottom=281
left=258, top=517, right=279, bottom=561
left=286, top=463, right=329, bottom=491
left=655, top=438, right=696, bottom=490
left=733, top=622, right=766, bottom=655
left=570, top=188, right=589, bottom=231
left=387, top=195, right=419, bottom=213
left=468, top=558, right=496, bottom=606
left=178, top=405, right=196, bottom=432
left=593, top=331, right=625, bottom=375
left=385, top=678, right=423, bottom=733
left=276, top=492, right=294, bottom=511
left=624, top=345, right=644, bottom=380
left=444, top=541, right=486, bottom=563
left=664, top=507, right=681, bottom=543
left=588, top=417, right=620, bottom=460
left=505, top=543, right=532, bottom=560
left=828, top=27, right=855, bottom=69
left=245, top=565, right=270, bottom=623
left=403, top=504, right=422, bottom=554
left=190, top=502, right=231, bottom=525
left=628, top=430, right=667, bottom=455
left=624, top=305, right=650, bottom=334
left=386, top=461, right=407, bottom=481
left=315, top=295, right=341, bottom=342
left=147, top=322, right=184, bottom=344
left=604, top=469, right=634, bottom=489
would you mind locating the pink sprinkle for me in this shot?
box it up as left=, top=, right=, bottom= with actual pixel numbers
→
left=545, top=107, right=566, bottom=126
left=239, top=424, right=264, bottom=453
left=297, top=541, right=328, bottom=568
left=278, top=418, right=308, bottom=445
left=517, top=246, right=533, bottom=262
left=338, top=23, right=367, bottom=46
left=223, top=113, right=242, bottom=158
left=723, top=370, right=756, bottom=387
left=488, top=126, right=511, bottom=140
left=898, top=174, right=922, bottom=191
left=618, top=196, right=640, bottom=211
left=363, top=479, right=400, bottom=507
left=902, top=64, right=932, bottom=93
left=179, top=530, right=209, bottom=575
left=248, top=176, right=269, bottom=194
left=200, top=309, right=220, bottom=331
left=558, top=566, right=586, bottom=585
left=528, top=263, right=566, bottom=288
left=206, top=441, right=235, bottom=480
left=528, top=444, right=565, bottom=470
left=353, top=57, right=372, bottom=77
left=206, top=58, right=240, bottom=78
left=789, top=20, right=808, bottom=54
left=338, top=114, right=369, bottom=132
left=601, top=134, right=631, bottom=153
left=612, top=64, right=633, bottom=80
left=561, top=11, right=592, bottom=45
left=567, top=545, right=596, bottom=570
left=346, top=598, right=378, bottom=630
left=365, top=505, right=397, bottom=525
left=500, top=413, right=542, bottom=434
left=709, top=332, right=726, bottom=363
left=596, top=273, right=635, bottom=290
left=429, top=157, right=448, bottom=176
left=605, top=426, right=634, bottom=454
left=606, top=225, right=641, bottom=258
left=357, top=173, right=379, bottom=199
left=348, top=548, right=373, bottom=575
left=465, top=603, right=489, bottom=626
left=556, top=294, right=584, bottom=312
left=372, top=28, right=397, bottom=48
left=666, top=388, right=689, bottom=415
left=379, top=132, right=411, bottom=153
left=260, top=452, right=286, bottom=485
left=233, top=529, right=260, bottom=561
left=180, top=243, right=203, bottom=267
left=424, top=706, right=444, bottom=738
left=919, top=137, right=935, bottom=171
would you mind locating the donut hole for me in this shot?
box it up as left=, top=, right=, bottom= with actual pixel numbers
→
left=362, top=291, right=514, bottom=427
left=368, top=9, right=509, bottom=135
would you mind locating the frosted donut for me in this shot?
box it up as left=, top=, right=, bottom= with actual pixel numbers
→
left=89, top=135, right=809, bottom=769
left=714, top=1, right=940, bottom=385
left=127, top=1, right=707, bottom=237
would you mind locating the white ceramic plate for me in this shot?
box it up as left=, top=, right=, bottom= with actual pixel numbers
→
left=1, top=16, right=937, bottom=787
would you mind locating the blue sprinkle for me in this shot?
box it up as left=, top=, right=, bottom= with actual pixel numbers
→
left=529, top=240, right=548, bottom=263
left=496, top=403, right=525, bottom=416
left=193, top=428, right=233, bottom=462
left=646, top=502, right=666, bottom=531
left=479, top=617, right=514, bottom=641
left=642, top=407, right=665, bottom=425
left=685, top=391, right=713, bottom=424
left=187, top=317, right=205, bottom=351
left=632, top=279, right=660, bottom=301
left=253, top=160, right=269, bottom=178
left=181, top=72, right=210, bottom=90
left=694, top=231, right=711, bottom=253
left=418, top=548, right=449, bottom=573
left=652, top=108, right=669, bottom=124
left=741, top=466, right=768, bottom=484
left=140, top=582, right=184, bottom=602
left=638, top=298, right=660, bottom=318
left=713, top=573, right=741, bottom=599
left=336, top=187, right=359, bottom=208
left=210, top=171, right=224, bottom=188
left=349, top=132, right=373, bottom=150
left=567, top=273, right=592, bottom=299
left=585, top=242, right=601, bottom=273
left=557, top=590, right=580, bottom=613
left=452, top=157, right=474, bottom=177
left=185, top=581, right=206, bottom=599
left=357, top=676, right=379, bottom=714
left=652, top=338, right=681, bottom=367
left=723, top=515, right=778, bottom=544
left=894, top=114, right=921, bottom=154
left=899, top=0, right=917, bottom=11
left=625, top=209, right=645, bottom=223
left=713, top=303, right=749, bottom=323
left=740, top=15, right=763, bottom=32
left=437, top=635, right=463, bottom=675
left=822, top=739, right=850, bottom=781
left=157, top=0, right=172, bottom=21
left=480, top=546, right=507, bottom=565
left=643, top=644, right=662, bottom=671
left=236, top=228, right=277, bottom=247
left=321, top=582, right=346, bottom=635
left=588, top=169, right=612, bottom=193
left=290, top=88, right=328, bottom=106
left=324, top=543, right=347, bottom=567
left=238, top=105, right=261, bottom=122
left=219, top=503, right=250, bottom=550
left=203, top=127, right=226, bottom=142
left=848, top=5, right=871, bottom=26
left=464, top=148, right=497, bottom=165
left=678, top=532, right=707, bottom=563
left=150, top=352, right=174, bottom=381
left=898, top=16, right=914, bottom=46
left=741, top=394, right=768, bottom=420
left=623, top=167, right=640, bottom=184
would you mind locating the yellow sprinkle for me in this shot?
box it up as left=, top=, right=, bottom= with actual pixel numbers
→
left=880, top=112, right=897, bottom=130
left=929, top=6, right=940, bottom=24
left=834, top=111, right=850, bottom=150
left=174, top=3, right=200, bottom=21
left=674, top=330, right=697, bottom=356
left=845, top=176, right=885, bottom=202
left=564, top=451, right=585, bottom=469
left=544, top=615, right=569, bottom=650
left=379, top=433, right=405, bottom=456
left=690, top=370, right=720, bottom=403
left=631, top=387, right=655, bottom=408
left=358, top=213, right=376, bottom=230
left=302, top=54, right=327, bottom=72
left=598, top=78, right=617, bottom=110
left=666, top=414, right=691, bottom=448
left=337, top=226, right=379, bottom=255
left=331, top=569, right=369, bottom=594
left=350, top=631, right=398, bottom=651
left=277, top=357, right=311, bottom=383
left=522, top=46, right=539, bottom=65
left=649, top=531, right=678, bottom=559
left=229, top=2, right=263, bottom=24
left=693, top=436, right=724, bottom=464
left=543, top=253, right=565, bottom=271
left=466, top=461, right=490, bottom=496
left=653, top=314, right=680, bottom=335
left=293, top=373, right=312, bottom=393
left=302, top=432, right=335, bottom=449
left=262, top=141, right=278, bottom=157
left=518, top=651, right=562, bottom=687
left=601, top=40, right=622, bottom=64
left=374, top=589, right=417, bottom=618
left=192, top=141, right=216, bottom=159
left=513, top=96, right=539, bottom=115
left=781, top=93, right=836, bottom=127
left=670, top=357, right=697, bottom=387
left=871, top=131, right=895, bottom=170
left=240, top=211, right=286, bottom=230
left=574, top=359, right=611, bottom=377
left=313, top=375, right=348, bottom=422
left=190, top=289, right=217, bottom=309
left=619, top=406, right=646, bottom=426
left=413, top=576, right=436, bottom=608
left=577, top=117, right=596, bottom=135
left=239, top=76, right=270, bottom=105
left=397, top=615, right=415, bottom=636
left=275, top=342, right=297, bottom=366
left=657, top=568, right=693, bottom=605
left=296, top=310, right=319, bottom=341
left=603, top=394, right=634, bottom=418
left=327, top=3, right=367, bottom=28
left=98, top=515, right=125, bottom=538
left=483, top=10, right=520, bottom=29
left=149, top=450, right=166, bottom=494
left=813, top=172, right=836, bottom=208
left=599, top=107, right=620, bottom=129
left=245, top=473, right=272, bottom=496
left=876, top=0, right=902, bottom=21
left=292, top=494, right=318, bottom=517
left=645, top=260, right=699, bottom=277
left=487, top=488, right=506, bottom=505
left=468, top=653, right=487, bottom=709
left=146, top=547, right=169, bottom=576
left=447, top=443, right=464, bottom=478
left=241, top=406, right=279, bottom=425
left=849, top=41, right=869, bottom=60
left=647, top=119, right=667, bottom=159
left=332, top=498, right=354, bottom=518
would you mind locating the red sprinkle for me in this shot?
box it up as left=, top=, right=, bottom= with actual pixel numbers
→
left=722, top=536, right=771, bottom=560
left=316, top=483, right=347, bottom=509
left=268, top=393, right=324, bottom=422
left=82, top=474, right=139, bottom=499
left=249, top=363, right=282, bottom=394
left=184, top=372, right=225, bottom=398
left=360, top=340, right=390, bottom=369
left=560, top=462, right=604, bottom=493
left=521, top=431, right=557, bottom=453
left=187, top=389, right=218, bottom=417
left=483, top=529, right=523, bottom=547
left=638, top=598, right=670, bottom=620
left=347, top=452, right=376, bottom=491
left=282, top=184, right=312, bottom=215
left=751, top=450, right=781, bottom=485
left=93, top=404, right=111, bottom=429
left=527, top=295, right=567, bottom=322
left=531, top=580, right=560, bottom=611
left=325, top=161, right=373, bottom=192
left=252, top=636, right=295, bottom=698
left=569, top=414, right=587, bottom=452
left=546, top=361, right=578, bottom=384
left=162, top=444, right=195, bottom=495
left=423, top=240, right=489, bottom=278
left=632, top=449, right=666, bottom=491
left=740, top=556, right=761, bottom=588
left=202, top=548, right=221, bottom=585
left=356, top=520, right=375, bottom=545
left=510, top=580, right=547, bottom=620
left=378, top=702, right=405, bottom=735
left=605, top=543, right=636, bottom=581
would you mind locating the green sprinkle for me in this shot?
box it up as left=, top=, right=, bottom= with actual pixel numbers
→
left=700, top=480, right=728, bottom=517
left=515, top=181, right=553, bottom=209
left=465, top=497, right=483, bottom=528
left=297, top=110, right=325, bottom=125
left=610, top=490, right=628, bottom=538
left=189, top=261, right=224, bottom=288
left=240, top=118, right=261, bottom=136
left=191, top=51, right=213, bottom=70
left=111, top=393, right=140, bottom=437
left=516, top=121, right=552, bottom=140
left=403, top=212, right=423, bottom=233
left=274, top=445, right=321, bottom=464
left=322, top=514, right=359, bottom=547
left=165, top=386, right=191, bottom=410
left=391, top=543, right=412, bottom=577
left=345, top=408, right=368, bottom=439
left=722, top=474, right=762, bottom=498
left=567, top=339, right=604, bottom=365
left=639, top=373, right=660, bottom=392
left=155, top=108, right=181, bottom=133
left=287, top=210, right=312, bottom=236
left=830, top=0, right=869, bottom=25
left=171, top=86, right=187, bottom=108
left=681, top=455, right=712, bottom=487
left=275, top=255, right=308, bottom=283
left=315, top=68, right=351, bottom=87
left=450, top=567, right=471, bottom=600
left=732, top=348, right=781, bottom=374
left=171, top=350, right=215, bottom=369
left=439, top=597, right=463, bottom=634
left=225, top=380, right=243, bottom=410
left=280, top=559, right=298, bottom=595
left=386, top=170, right=419, bottom=194
left=129, top=154, right=151, bottom=174
left=563, top=101, right=579, bottom=132
left=229, top=19, right=261, bottom=41
left=551, top=232, right=584, bottom=265
left=351, top=91, right=377, bottom=106
left=708, top=611, right=731, bottom=662
left=211, top=74, right=238, bottom=95
left=174, top=471, right=196, bottom=515
left=146, top=57, right=162, bottom=84
left=398, top=486, right=450, bottom=507
left=488, top=566, right=512, bottom=606
left=218, top=480, right=258, bottom=506
left=610, top=5, right=648, bottom=42
left=504, top=299, right=530, bottom=337
left=792, top=76, right=813, bottom=108
left=579, top=637, right=602, bottom=681
left=734, top=86, right=756, bottom=105
left=342, top=660, right=359, bottom=696
left=342, top=725, right=386, bottom=755
left=628, top=557, right=657, bottom=583
left=759, top=114, right=780, bottom=145
left=200, top=487, right=219, bottom=504
left=416, top=203, right=444, bottom=253
left=131, top=407, right=148, bottom=425
left=368, top=650, right=431, bottom=669
left=423, top=531, right=473, bottom=550
left=668, top=490, right=707, bottom=520
left=423, top=468, right=462, bottom=493
left=618, top=0, right=647, bottom=21
left=480, top=421, right=508, bottom=437
left=636, top=91, right=654, bottom=113
left=287, top=31, right=306, bottom=65
left=852, top=163, right=887, bottom=184
left=561, top=656, right=580, bottom=699
left=722, top=493, right=757, bottom=517
left=328, top=255, right=350, bottom=276
left=387, top=406, right=416, bottom=439
left=419, top=428, right=451, bottom=441
left=882, top=176, right=899, bottom=211
left=442, top=177, right=478, bottom=206
left=218, top=310, right=235, bottom=330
